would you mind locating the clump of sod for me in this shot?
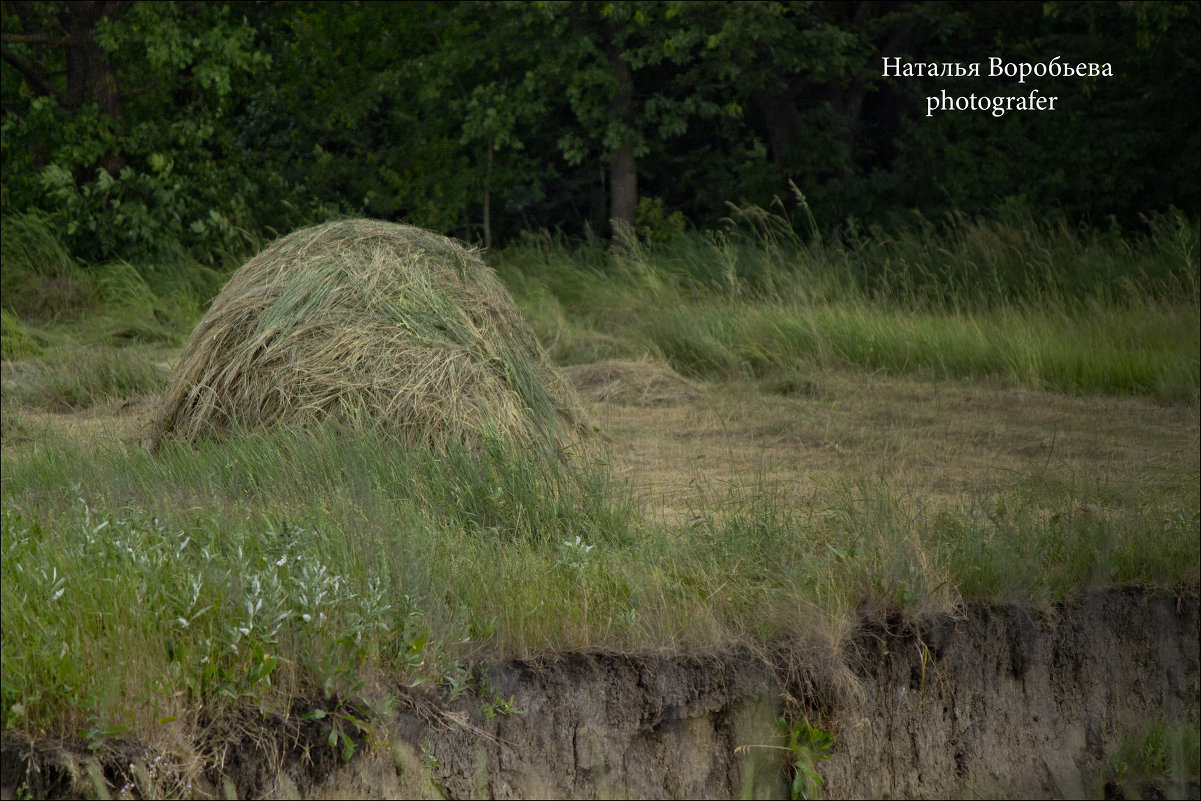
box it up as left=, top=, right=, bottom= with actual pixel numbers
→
left=151, top=219, right=589, bottom=453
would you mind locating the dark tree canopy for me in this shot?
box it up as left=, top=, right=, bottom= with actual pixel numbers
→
left=2, top=0, right=1198, bottom=261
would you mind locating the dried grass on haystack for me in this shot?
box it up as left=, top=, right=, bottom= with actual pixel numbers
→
left=150, top=219, right=589, bottom=453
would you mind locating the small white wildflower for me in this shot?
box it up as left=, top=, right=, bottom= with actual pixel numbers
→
left=275, top=554, right=287, bottom=567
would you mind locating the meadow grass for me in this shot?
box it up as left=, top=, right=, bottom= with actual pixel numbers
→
left=2, top=210, right=223, bottom=345
left=1, top=209, right=1197, bottom=745
left=2, top=423, right=1196, bottom=738
left=497, top=208, right=1200, bottom=402
left=1, top=344, right=167, bottom=412
left=0, top=310, right=44, bottom=360
left=627, top=300, right=1199, bottom=401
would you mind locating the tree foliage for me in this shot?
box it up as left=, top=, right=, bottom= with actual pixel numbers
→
left=2, top=1, right=273, bottom=261
left=2, top=0, right=1197, bottom=262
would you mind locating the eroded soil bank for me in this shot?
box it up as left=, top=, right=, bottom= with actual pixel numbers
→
left=3, top=587, right=1197, bottom=799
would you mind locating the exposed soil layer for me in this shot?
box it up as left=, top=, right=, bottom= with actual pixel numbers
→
left=2, top=587, right=1197, bottom=799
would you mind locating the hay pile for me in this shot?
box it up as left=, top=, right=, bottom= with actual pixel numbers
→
left=565, top=359, right=702, bottom=406
left=151, top=219, right=589, bottom=452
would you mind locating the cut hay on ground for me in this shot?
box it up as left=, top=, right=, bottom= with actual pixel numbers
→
left=151, top=219, right=589, bottom=453
left=566, top=359, right=702, bottom=406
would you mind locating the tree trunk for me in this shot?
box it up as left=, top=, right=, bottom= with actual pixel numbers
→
left=60, top=1, right=126, bottom=174
left=483, top=135, right=493, bottom=250
left=607, top=48, right=637, bottom=233
left=753, top=90, right=805, bottom=175
left=59, top=2, right=121, bottom=117
left=609, top=141, right=636, bottom=235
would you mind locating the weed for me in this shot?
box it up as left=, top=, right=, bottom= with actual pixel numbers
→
left=304, top=703, right=380, bottom=763
left=421, top=742, right=439, bottom=770
left=481, top=693, right=521, bottom=720
left=736, top=717, right=834, bottom=801
left=1105, top=719, right=1201, bottom=799
left=115, top=753, right=194, bottom=800
left=778, top=717, right=834, bottom=801
left=473, top=671, right=523, bottom=720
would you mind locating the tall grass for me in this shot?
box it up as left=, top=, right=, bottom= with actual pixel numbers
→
left=632, top=301, right=1199, bottom=399
left=2, top=345, right=167, bottom=411
left=0, top=309, right=44, bottom=360
left=496, top=209, right=1200, bottom=402
left=0, top=426, right=635, bottom=737
left=1, top=211, right=223, bottom=345
left=2, top=425, right=1196, bottom=738
left=0, top=211, right=89, bottom=320
left=832, top=207, right=1199, bottom=307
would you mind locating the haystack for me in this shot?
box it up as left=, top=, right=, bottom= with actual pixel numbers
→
left=565, top=359, right=702, bottom=406
left=151, top=219, right=589, bottom=453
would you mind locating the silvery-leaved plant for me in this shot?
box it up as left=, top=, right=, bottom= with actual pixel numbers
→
left=560, top=535, right=594, bottom=570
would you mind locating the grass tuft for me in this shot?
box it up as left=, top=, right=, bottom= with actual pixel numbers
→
left=1, top=211, right=93, bottom=320
left=2, top=345, right=167, bottom=412
left=1104, top=719, right=1201, bottom=799
left=1, top=309, right=44, bottom=360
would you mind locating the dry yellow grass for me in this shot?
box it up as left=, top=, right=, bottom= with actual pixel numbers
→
left=565, top=359, right=702, bottom=406
left=149, top=219, right=588, bottom=453
left=579, top=367, right=1199, bottom=523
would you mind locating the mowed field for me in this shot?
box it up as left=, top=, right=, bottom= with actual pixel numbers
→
left=575, top=362, right=1197, bottom=520
left=7, top=353, right=1196, bottom=535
